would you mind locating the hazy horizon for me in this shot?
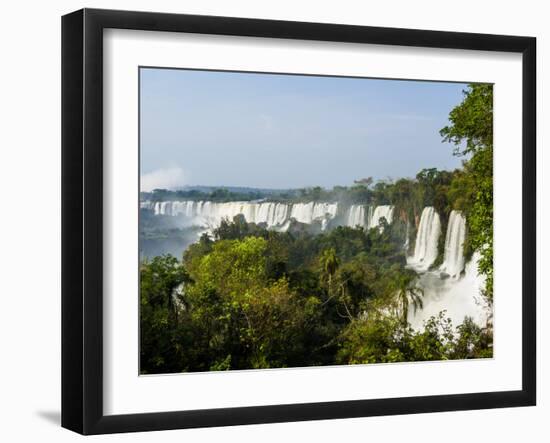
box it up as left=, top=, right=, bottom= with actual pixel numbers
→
left=140, top=68, right=467, bottom=191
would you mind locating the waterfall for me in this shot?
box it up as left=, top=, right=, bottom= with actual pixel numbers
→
left=290, top=202, right=338, bottom=225
left=403, top=221, right=410, bottom=251
left=407, top=207, right=441, bottom=271
left=408, top=252, right=488, bottom=330
left=142, top=199, right=403, bottom=235
left=369, top=205, right=394, bottom=230
left=346, top=205, right=372, bottom=228
left=141, top=200, right=338, bottom=231
left=406, top=208, right=488, bottom=330
left=346, top=205, right=365, bottom=227
left=439, top=210, right=467, bottom=279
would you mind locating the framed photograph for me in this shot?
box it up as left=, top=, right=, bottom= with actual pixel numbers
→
left=61, top=8, right=536, bottom=435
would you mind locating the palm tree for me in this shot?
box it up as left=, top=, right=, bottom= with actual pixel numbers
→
left=392, top=270, right=424, bottom=325
left=320, top=248, right=340, bottom=298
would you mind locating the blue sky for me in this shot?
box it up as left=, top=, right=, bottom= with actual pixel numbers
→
left=140, top=68, right=467, bottom=190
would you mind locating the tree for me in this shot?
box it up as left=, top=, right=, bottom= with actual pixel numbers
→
left=319, top=248, right=340, bottom=298
left=440, top=85, right=493, bottom=157
left=390, top=269, right=423, bottom=326
left=440, top=84, right=493, bottom=301
left=353, top=177, right=374, bottom=188
left=332, top=255, right=377, bottom=319
left=139, top=255, right=190, bottom=373
left=337, top=310, right=492, bottom=365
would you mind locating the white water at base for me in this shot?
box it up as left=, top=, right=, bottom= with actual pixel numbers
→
left=407, top=207, right=441, bottom=271
left=408, top=252, right=489, bottom=330
left=439, top=210, right=467, bottom=279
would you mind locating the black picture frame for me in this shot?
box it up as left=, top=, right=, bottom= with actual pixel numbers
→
left=62, top=8, right=536, bottom=435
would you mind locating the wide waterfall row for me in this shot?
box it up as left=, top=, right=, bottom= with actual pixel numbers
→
left=407, top=207, right=441, bottom=271
left=439, top=210, right=467, bottom=279
left=141, top=200, right=395, bottom=231
left=142, top=200, right=301, bottom=229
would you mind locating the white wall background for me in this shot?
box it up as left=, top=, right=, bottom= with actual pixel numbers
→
left=0, top=0, right=546, bottom=441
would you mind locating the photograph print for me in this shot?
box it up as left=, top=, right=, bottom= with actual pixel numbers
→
left=139, top=67, right=493, bottom=375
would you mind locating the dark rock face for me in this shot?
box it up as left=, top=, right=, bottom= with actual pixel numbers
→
left=285, top=218, right=325, bottom=236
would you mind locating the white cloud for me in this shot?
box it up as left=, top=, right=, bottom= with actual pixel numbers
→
left=141, top=167, right=186, bottom=192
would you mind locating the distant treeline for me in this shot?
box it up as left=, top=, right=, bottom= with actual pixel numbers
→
left=140, top=170, right=462, bottom=207
left=141, top=185, right=323, bottom=202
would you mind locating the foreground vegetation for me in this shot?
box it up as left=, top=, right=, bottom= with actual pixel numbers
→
left=141, top=217, right=492, bottom=373
left=140, top=84, right=494, bottom=373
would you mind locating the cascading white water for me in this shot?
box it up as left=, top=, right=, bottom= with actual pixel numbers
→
left=407, top=208, right=488, bottom=330
left=346, top=205, right=379, bottom=229
left=290, top=202, right=338, bottom=226
left=403, top=221, right=410, bottom=251
left=142, top=200, right=338, bottom=231
left=439, top=210, right=467, bottom=279
left=144, top=200, right=395, bottom=231
left=346, top=205, right=364, bottom=227
left=369, top=205, right=394, bottom=230
left=346, top=205, right=367, bottom=228
left=407, top=207, right=441, bottom=271
left=408, top=252, right=488, bottom=330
